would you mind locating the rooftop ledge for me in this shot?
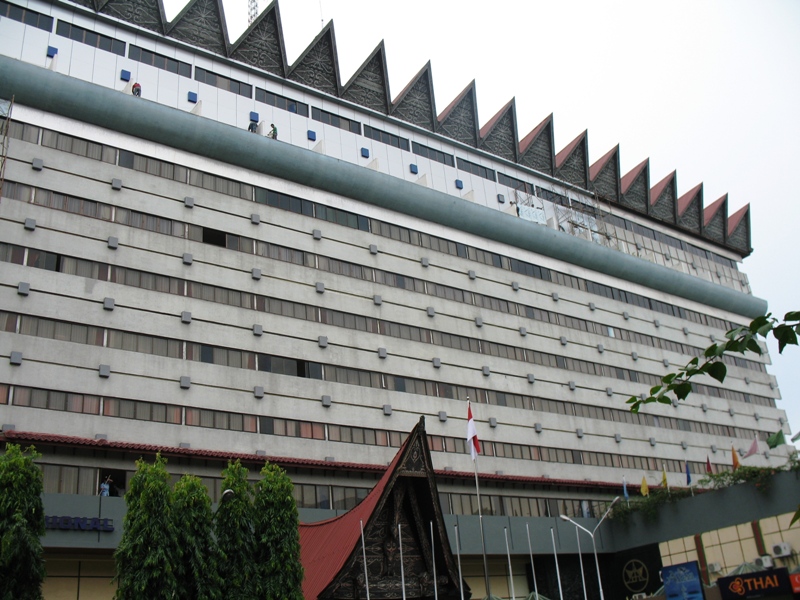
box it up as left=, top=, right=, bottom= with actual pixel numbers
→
left=0, top=55, right=766, bottom=319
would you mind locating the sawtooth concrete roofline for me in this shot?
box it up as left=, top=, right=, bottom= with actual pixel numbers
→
left=0, top=55, right=767, bottom=319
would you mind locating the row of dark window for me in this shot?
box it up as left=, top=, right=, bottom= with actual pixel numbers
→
left=412, top=141, right=455, bottom=167
left=1, top=176, right=769, bottom=382
left=458, top=157, right=496, bottom=181
left=311, top=106, right=361, bottom=134
left=1, top=383, right=739, bottom=478
left=194, top=66, right=252, bottom=98
left=1, top=1, right=52, bottom=31
left=364, top=125, right=410, bottom=151
left=56, top=20, right=125, bottom=56
left=128, top=45, right=191, bottom=78
left=3, top=121, right=745, bottom=333
left=255, top=87, right=309, bottom=117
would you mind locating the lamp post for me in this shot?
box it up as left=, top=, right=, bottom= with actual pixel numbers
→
left=560, top=496, right=619, bottom=600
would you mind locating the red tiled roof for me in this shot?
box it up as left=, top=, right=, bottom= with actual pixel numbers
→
left=479, top=98, right=514, bottom=139
left=589, top=145, right=618, bottom=182
left=677, top=183, right=703, bottom=216
left=519, top=113, right=552, bottom=155
left=555, top=130, right=586, bottom=169
left=620, top=158, right=649, bottom=195
left=727, top=203, right=749, bottom=233
left=703, top=194, right=727, bottom=226
left=649, top=170, right=676, bottom=206
left=437, top=80, right=475, bottom=123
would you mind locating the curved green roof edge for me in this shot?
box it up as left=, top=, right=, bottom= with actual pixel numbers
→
left=0, top=56, right=767, bottom=319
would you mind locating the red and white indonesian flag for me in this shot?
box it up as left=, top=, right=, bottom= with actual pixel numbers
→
left=466, top=401, right=481, bottom=460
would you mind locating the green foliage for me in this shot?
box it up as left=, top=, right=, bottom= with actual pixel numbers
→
left=253, top=462, right=304, bottom=600
left=611, top=487, right=692, bottom=523
left=173, top=474, right=223, bottom=600
left=699, top=465, right=784, bottom=494
left=114, top=454, right=179, bottom=600
left=627, top=311, right=800, bottom=412
left=214, top=460, right=256, bottom=600
left=0, top=444, right=45, bottom=600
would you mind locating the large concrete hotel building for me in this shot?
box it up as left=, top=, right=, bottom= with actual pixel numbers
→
left=0, top=1, right=795, bottom=598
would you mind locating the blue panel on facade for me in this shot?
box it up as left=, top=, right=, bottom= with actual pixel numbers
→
left=307, top=130, right=317, bottom=141
left=120, top=70, right=131, bottom=82
left=361, top=147, right=369, bottom=158
left=250, top=111, right=259, bottom=123
left=409, top=164, right=418, bottom=174
left=455, top=179, right=463, bottom=190
left=46, top=46, right=58, bottom=58
left=187, top=91, right=197, bottom=103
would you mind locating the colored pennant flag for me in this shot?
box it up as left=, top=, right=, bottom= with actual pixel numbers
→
left=640, top=476, right=649, bottom=497
left=662, top=464, right=669, bottom=491
left=767, top=430, right=786, bottom=449
left=466, top=400, right=481, bottom=460
left=685, top=461, right=692, bottom=486
left=743, top=437, right=759, bottom=459
left=706, top=455, right=713, bottom=474
left=623, top=476, right=629, bottom=502
left=731, top=445, right=740, bottom=471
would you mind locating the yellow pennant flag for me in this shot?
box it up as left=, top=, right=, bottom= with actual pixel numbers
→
left=641, top=476, right=649, bottom=497
left=662, top=464, right=669, bottom=491
left=732, top=445, right=741, bottom=470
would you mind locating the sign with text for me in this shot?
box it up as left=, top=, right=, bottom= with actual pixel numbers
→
left=718, top=568, right=793, bottom=599
left=45, top=515, right=114, bottom=532
left=662, top=561, right=705, bottom=600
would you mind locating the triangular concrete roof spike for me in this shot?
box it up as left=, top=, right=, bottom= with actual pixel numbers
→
left=287, top=20, right=342, bottom=97
left=437, top=79, right=476, bottom=123
left=391, top=61, right=437, bottom=131
left=677, top=182, right=703, bottom=216
left=621, top=158, right=649, bottom=195
left=166, top=0, right=230, bottom=56
left=99, top=0, right=169, bottom=35
left=479, top=98, right=514, bottom=138
left=340, top=40, right=391, bottom=114
left=555, top=129, right=587, bottom=169
left=728, top=203, right=749, bottom=232
left=436, top=79, right=479, bottom=146
left=589, top=144, right=619, bottom=182
left=650, top=170, right=676, bottom=205
left=228, top=0, right=288, bottom=74
left=519, top=113, right=553, bottom=154
left=703, top=193, right=728, bottom=226
left=479, top=98, right=518, bottom=162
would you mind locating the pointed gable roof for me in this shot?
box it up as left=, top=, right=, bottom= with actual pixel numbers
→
left=678, top=183, right=703, bottom=216
left=677, top=182, right=703, bottom=234
left=288, top=21, right=341, bottom=97
left=518, top=113, right=555, bottom=175
left=100, top=0, right=167, bottom=35
left=589, top=144, right=620, bottom=203
left=703, top=194, right=727, bottom=226
left=649, top=170, right=676, bottom=205
left=340, top=41, right=391, bottom=114
left=478, top=98, right=518, bottom=162
left=391, top=62, right=437, bottom=132
left=621, top=158, right=649, bottom=195
left=228, top=0, right=287, bottom=77
left=299, top=417, right=466, bottom=600
left=436, top=80, right=479, bottom=147
left=166, top=0, right=229, bottom=56
left=727, top=203, right=751, bottom=256
left=555, top=130, right=589, bottom=189
left=703, top=193, right=728, bottom=244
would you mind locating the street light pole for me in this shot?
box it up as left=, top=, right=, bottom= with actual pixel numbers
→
left=560, top=496, right=619, bottom=600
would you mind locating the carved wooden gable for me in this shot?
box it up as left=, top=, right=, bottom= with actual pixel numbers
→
left=288, top=25, right=340, bottom=97
left=341, top=43, right=391, bottom=114
left=100, top=0, right=165, bottom=35
left=166, top=0, right=228, bottom=57
left=437, top=81, right=479, bottom=148
left=391, top=63, right=436, bottom=132
left=229, top=2, right=285, bottom=77
left=649, top=170, right=676, bottom=224
left=518, top=114, right=554, bottom=175
left=479, top=100, right=518, bottom=163
left=590, top=145, right=620, bottom=203
left=555, top=130, right=589, bottom=189
left=678, top=184, right=703, bottom=234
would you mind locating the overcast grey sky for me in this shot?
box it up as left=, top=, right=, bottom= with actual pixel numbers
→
left=166, top=0, right=800, bottom=445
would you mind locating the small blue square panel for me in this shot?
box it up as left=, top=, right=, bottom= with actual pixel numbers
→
left=455, top=179, right=464, bottom=190
left=187, top=91, right=197, bottom=103
left=409, top=164, right=418, bottom=174
left=120, top=69, right=131, bottom=82
left=497, top=193, right=505, bottom=203
left=307, top=130, right=317, bottom=141
left=46, top=46, right=58, bottom=58
left=249, top=111, right=259, bottom=123
left=361, top=147, right=369, bottom=158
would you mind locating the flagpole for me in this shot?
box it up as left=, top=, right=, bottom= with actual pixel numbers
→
left=474, top=455, right=492, bottom=598
left=504, top=527, right=516, bottom=600
left=360, top=519, right=370, bottom=600
left=526, top=523, right=540, bottom=600
left=455, top=524, right=464, bottom=600
left=575, top=526, right=587, bottom=600
left=398, top=523, right=406, bottom=600
left=550, top=527, right=564, bottom=600
left=430, top=521, right=438, bottom=600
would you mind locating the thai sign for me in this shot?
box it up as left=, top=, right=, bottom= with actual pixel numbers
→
left=45, top=515, right=115, bottom=532
left=717, top=567, right=793, bottom=599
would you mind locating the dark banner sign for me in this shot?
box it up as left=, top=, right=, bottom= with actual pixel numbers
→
left=663, top=561, right=705, bottom=600
left=45, top=515, right=114, bottom=532
left=718, top=567, right=793, bottom=599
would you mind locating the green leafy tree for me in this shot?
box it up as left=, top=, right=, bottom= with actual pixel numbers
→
left=0, top=444, right=45, bottom=600
left=215, top=460, right=256, bottom=599
left=253, top=462, right=304, bottom=600
left=114, top=454, right=179, bottom=599
left=173, top=474, right=223, bottom=600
